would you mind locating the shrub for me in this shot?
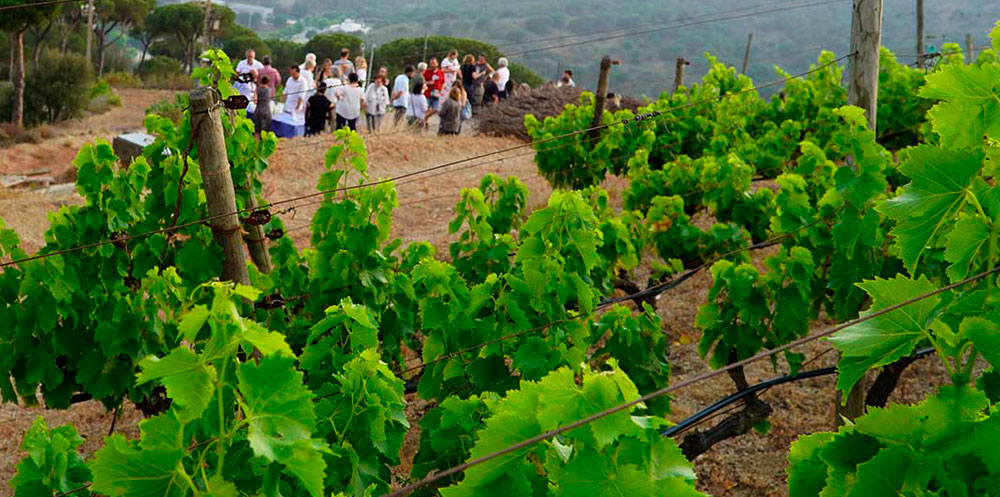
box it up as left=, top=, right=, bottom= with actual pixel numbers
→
left=145, top=92, right=188, bottom=124
left=87, top=79, right=121, bottom=113
left=103, top=71, right=141, bottom=89
left=24, top=51, right=94, bottom=125
left=140, top=56, right=190, bottom=90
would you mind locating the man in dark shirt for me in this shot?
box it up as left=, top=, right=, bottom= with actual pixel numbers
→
left=305, top=82, right=332, bottom=135
left=483, top=72, right=501, bottom=105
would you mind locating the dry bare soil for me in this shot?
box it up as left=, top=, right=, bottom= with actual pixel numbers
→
left=0, top=89, right=950, bottom=496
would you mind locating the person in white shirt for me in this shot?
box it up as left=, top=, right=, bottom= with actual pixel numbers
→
left=405, top=79, right=428, bottom=130
left=299, top=53, right=316, bottom=73
left=354, top=56, right=368, bottom=87
left=333, top=72, right=365, bottom=131
left=236, top=49, right=263, bottom=75
left=441, top=49, right=460, bottom=90
left=233, top=70, right=257, bottom=107
left=556, top=69, right=576, bottom=88
left=496, top=57, right=511, bottom=100
left=391, top=65, right=414, bottom=126
left=302, top=59, right=317, bottom=96
left=364, top=75, right=390, bottom=132
left=323, top=65, right=344, bottom=103
left=283, top=65, right=309, bottom=123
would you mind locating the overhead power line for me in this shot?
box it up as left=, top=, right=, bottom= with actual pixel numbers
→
left=0, top=0, right=81, bottom=11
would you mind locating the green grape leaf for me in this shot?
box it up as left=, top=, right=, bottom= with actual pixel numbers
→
left=237, top=355, right=328, bottom=497
left=178, top=305, right=210, bottom=342
left=137, top=348, right=216, bottom=422
left=786, top=432, right=836, bottom=497
left=89, top=435, right=187, bottom=497
left=844, top=446, right=912, bottom=497
left=879, top=146, right=983, bottom=273
left=556, top=452, right=654, bottom=497
left=242, top=322, right=295, bottom=358
left=828, top=275, right=938, bottom=396
left=964, top=316, right=1000, bottom=369
left=944, top=216, right=991, bottom=281
left=919, top=63, right=1000, bottom=148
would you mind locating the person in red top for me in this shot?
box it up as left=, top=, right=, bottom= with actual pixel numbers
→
left=257, top=55, right=280, bottom=94
left=423, top=57, right=445, bottom=111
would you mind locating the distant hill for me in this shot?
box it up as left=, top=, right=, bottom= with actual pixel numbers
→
left=249, top=0, right=997, bottom=96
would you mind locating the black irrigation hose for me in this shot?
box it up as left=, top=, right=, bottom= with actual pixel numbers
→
left=661, top=366, right=835, bottom=437
left=662, top=346, right=936, bottom=438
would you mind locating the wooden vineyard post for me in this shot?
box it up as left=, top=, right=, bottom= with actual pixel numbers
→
left=741, top=32, right=754, bottom=74
left=966, top=33, right=974, bottom=61
left=189, top=87, right=251, bottom=286
left=242, top=188, right=272, bottom=273
left=838, top=0, right=883, bottom=426
left=673, top=57, right=689, bottom=94
left=589, top=56, right=618, bottom=143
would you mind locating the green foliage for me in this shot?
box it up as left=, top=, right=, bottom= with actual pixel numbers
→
left=792, top=33, right=1000, bottom=495
left=24, top=50, right=94, bottom=124
left=302, top=33, right=364, bottom=64
left=697, top=247, right=814, bottom=371
left=9, top=417, right=91, bottom=497
left=788, top=386, right=1000, bottom=496
left=311, top=348, right=408, bottom=496
left=448, top=174, right=528, bottom=283
left=591, top=304, right=671, bottom=414
left=262, top=38, right=305, bottom=69
left=90, top=283, right=331, bottom=497
left=140, top=56, right=188, bottom=87
left=222, top=35, right=271, bottom=68
left=438, top=365, right=705, bottom=497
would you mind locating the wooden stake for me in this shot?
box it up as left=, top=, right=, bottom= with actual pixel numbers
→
left=189, top=87, right=250, bottom=285
left=838, top=0, right=883, bottom=427
left=741, top=32, right=754, bottom=74
left=589, top=56, right=617, bottom=143
left=242, top=187, right=272, bottom=274
left=966, top=33, right=974, bottom=62
left=847, top=0, right=882, bottom=133
left=673, top=57, right=689, bottom=94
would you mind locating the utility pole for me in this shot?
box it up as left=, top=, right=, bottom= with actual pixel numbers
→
left=202, top=0, right=213, bottom=52
left=189, top=87, right=250, bottom=286
left=366, top=43, right=376, bottom=87
left=915, top=0, right=924, bottom=64
left=838, top=0, right=882, bottom=427
left=589, top=56, right=619, bottom=143
left=422, top=32, right=429, bottom=61
left=965, top=33, right=974, bottom=61
left=741, top=32, right=754, bottom=74
left=673, top=57, right=689, bottom=94
left=85, top=0, right=94, bottom=64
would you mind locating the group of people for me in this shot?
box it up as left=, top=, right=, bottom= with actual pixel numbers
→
left=231, top=47, right=527, bottom=137
left=390, top=51, right=518, bottom=135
